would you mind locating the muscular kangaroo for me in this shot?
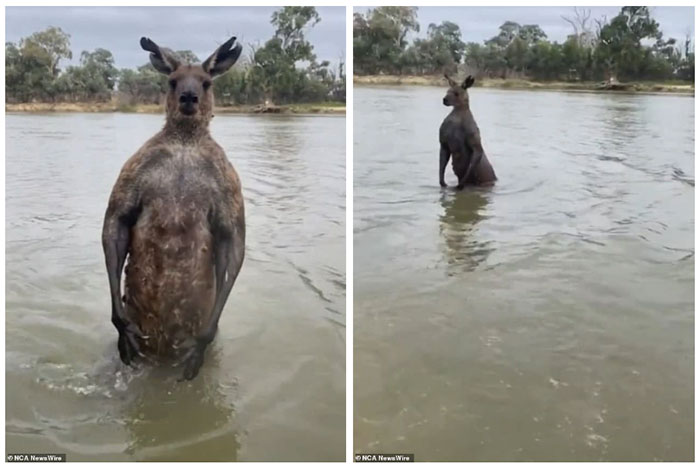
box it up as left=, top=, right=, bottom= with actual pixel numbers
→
left=439, top=74, right=497, bottom=189
left=102, top=36, right=245, bottom=380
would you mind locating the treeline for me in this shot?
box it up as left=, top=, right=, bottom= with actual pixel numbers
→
left=354, top=6, right=694, bottom=82
left=6, top=7, right=345, bottom=106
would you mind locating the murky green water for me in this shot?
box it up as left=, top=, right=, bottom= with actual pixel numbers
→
left=6, top=112, right=345, bottom=461
left=354, top=86, right=694, bottom=461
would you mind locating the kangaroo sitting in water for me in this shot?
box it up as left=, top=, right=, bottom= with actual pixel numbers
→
left=439, top=74, right=497, bottom=188
left=102, top=36, right=245, bottom=380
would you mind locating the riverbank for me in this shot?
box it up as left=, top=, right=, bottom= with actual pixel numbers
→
left=354, top=75, right=694, bottom=95
left=5, top=101, right=346, bottom=115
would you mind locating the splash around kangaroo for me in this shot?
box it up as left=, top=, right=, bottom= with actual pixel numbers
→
left=102, top=36, right=246, bottom=380
left=439, top=74, right=497, bottom=189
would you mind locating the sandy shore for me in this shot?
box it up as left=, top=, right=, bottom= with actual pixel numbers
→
left=5, top=101, right=346, bottom=114
left=354, top=75, right=695, bottom=95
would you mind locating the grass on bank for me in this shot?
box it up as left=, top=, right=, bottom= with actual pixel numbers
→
left=353, top=74, right=694, bottom=95
left=5, top=100, right=346, bottom=114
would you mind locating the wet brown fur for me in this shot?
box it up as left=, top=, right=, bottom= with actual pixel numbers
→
left=102, top=37, right=245, bottom=378
left=115, top=139, right=243, bottom=358
left=439, top=74, right=497, bottom=188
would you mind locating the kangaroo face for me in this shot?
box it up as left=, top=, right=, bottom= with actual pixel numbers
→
left=443, top=86, right=466, bottom=107
left=166, top=66, right=213, bottom=118
left=443, top=74, right=475, bottom=108
left=139, top=36, right=243, bottom=122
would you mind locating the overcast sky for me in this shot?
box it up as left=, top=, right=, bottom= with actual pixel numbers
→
left=6, top=6, right=346, bottom=70
left=354, top=6, right=694, bottom=45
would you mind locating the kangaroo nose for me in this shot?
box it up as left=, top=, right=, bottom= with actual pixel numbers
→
left=179, top=91, right=198, bottom=104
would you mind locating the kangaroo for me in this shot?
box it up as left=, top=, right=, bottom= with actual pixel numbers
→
left=102, top=36, right=245, bottom=381
left=439, top=74, right=497, bottom=189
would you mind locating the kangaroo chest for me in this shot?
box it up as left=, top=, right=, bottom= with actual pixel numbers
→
left=440, top=120, right=473, bottom=159
left=140, top=146, right=223, bottom=207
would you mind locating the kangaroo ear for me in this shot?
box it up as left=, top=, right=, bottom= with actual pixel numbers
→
left=202, top=36, right=243, bottom=77
left=140, top=37, right=180, bottom=74
left=462, top=75, right=475, bottom=89
left=444, top=73, right=457, bottom=87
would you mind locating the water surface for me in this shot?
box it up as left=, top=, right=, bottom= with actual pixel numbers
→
left=6, top=112, right=345, bottom=461
left=354, top=86, right=693, bottom=461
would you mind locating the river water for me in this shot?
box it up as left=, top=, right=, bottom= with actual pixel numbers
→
left=354, top=86, right=694, bottom=461
left=6, top=112, right=346, bottom=461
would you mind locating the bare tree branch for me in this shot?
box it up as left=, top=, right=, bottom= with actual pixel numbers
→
left=563, top=7, right=594, bottom=46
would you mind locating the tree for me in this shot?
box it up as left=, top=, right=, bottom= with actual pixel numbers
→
left=7, top=39, right=55, bottom=101
left=528, top=41, right=565, bottom=80
left=482, top=43, right=509, bottom=78
left=118, top=67, right=167, bottom=104
left=518, top=24, right=547, bottom=44
left=353, top=7, right=419, bottom=74
left=353, top=6, right=692, bottom=84
left=211, top=7, right=343, bottom=105
left=20, top=26, right=72, bottom=77
left=80, top=48, right=118, bottom=90
left=271, top=6, right=320, bottom=62
left=427, top=21, right=465, bottom=64
left=399, top=21, right=465, bottom=74
left=676, top=32, right=694, bottom=81
left=248, top=6, right=334, bottom=103
left=6, top=42, right=25, bottom=101
left=595, top=7, right=661, bottom=80
left=562, top=7, right=595, bottom=48
left=561, top=36, right=589, bottom=80
left=174, top=50, right=200, bottom=64
left=504, top=36, right=529, bottom=73
left=486, top=21, right=521, bottom=47
left=272, top=7, right=319, bottom=50
left=8, top=16, right=343, bottom=106
left=463, top=42, right=485, bottom=73
left=374, top=6, right=419, bottom=49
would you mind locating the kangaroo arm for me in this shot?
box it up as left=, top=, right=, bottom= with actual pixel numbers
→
left=102, top=207, right=137, bottom=329
left=462, top=133, right=484, bottom=182
left=439, top=144, right=450, bottom=187
left=200, top=223, right=245, bottom=343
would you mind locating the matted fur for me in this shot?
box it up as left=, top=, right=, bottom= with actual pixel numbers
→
left=439, top=75, right=497, bottom=188
left=102, top=36, right=245, bottom=379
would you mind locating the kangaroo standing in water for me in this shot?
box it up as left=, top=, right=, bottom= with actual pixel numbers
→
left=102, top=37, right=245, bottom=380
left=439, top=74, right=497, bottom=189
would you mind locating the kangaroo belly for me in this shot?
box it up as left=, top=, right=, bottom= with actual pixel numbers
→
left=452, top=153, right=497, bottom=186
left=474, top=155, right=497, bottom=184
left=451, top=151, right=470, bottom=179
left=124, top=202, right=216, bottom=358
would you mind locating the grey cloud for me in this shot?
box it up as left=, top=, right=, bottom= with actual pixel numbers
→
left=6, top=6, right=345, bottom=69
left=354, top=6, right=694, bottom=45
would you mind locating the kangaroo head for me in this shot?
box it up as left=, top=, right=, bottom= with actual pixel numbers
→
left=442, top=74, right=475, bottom=108
left=140, top=36, right=243, bottom=124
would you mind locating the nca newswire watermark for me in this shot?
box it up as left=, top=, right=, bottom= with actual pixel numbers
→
left=7, top=454, right=66, bottom=462
left=355, top=453, right=414, bottom=462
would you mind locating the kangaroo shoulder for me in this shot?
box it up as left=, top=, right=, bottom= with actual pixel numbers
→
left=440, top=114, right=459, bottom=139
left=196, top=138, right=240, bottom=192
left=126, top=134, right=175, bottom=174
left=210, top=160, right=244, bottom=232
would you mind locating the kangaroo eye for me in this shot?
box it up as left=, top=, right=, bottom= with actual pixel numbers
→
left=203, top=80, right=212, bottom=90
left=168, top=79, right=177, bottom=90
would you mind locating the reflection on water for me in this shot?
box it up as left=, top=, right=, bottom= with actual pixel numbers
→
left=354, top=86, right=693, bottom=461
left=122, top=355, right=239, bottom=461
left=6, top=112, right=345, bottom=461
left=438, top=189, right=492, bottom=274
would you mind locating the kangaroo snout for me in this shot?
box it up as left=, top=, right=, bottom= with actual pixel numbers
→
left=179, top=91, right=199, bottom=104
left=179, top=91, right=198, bottom=115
